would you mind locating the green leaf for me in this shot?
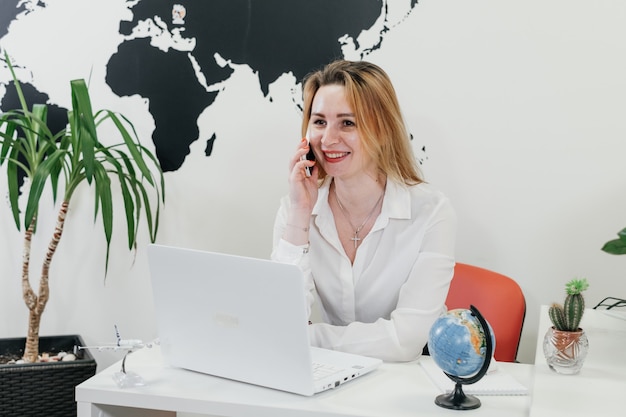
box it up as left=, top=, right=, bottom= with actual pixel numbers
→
left=119, top=175, right=137, bottom=250
left=23, top=151, right=66, bottom=230
left=602, top=238, right=626, bottom=255
left=6, top=146, right=22, bottom=229
left=136, top=179, right=156, bottom=242
left=3, top=51, right=29, bottom=113
left=602, top=228, right=626, bottom=254
left=106, top=152, right=137, bottom=250
left=92, top=163, right=113, bottom=274
left=105, top=111, right=154, bottom=184
left=70, top=79, right=98, bottom=183
left=0, top=122, right=17, bottom=160
left=30, top=104, right=49, bottom=145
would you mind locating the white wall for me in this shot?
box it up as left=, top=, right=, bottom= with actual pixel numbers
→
left=1, top=0, right=625, bottom=369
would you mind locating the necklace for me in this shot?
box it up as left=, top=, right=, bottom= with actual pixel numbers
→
left=334, top=186, right=385, bottom=249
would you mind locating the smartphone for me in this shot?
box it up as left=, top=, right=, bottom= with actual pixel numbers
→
left=300, top=137, right=316, bottom=177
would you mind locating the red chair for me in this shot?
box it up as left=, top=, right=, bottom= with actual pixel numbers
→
left=445, top=263, right=526, bottom=362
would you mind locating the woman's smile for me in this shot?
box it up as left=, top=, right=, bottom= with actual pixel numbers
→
left=323, top=151, right=351, bottom=162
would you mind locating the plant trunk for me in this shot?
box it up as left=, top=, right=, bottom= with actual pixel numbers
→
left=24, top=309, right=44, bottom=362
left=21, top=201, right=69, bottom=363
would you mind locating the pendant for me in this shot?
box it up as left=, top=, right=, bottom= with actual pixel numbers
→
left=351, top=233, right=361, bottom=248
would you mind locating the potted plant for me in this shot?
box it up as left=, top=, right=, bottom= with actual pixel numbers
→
left=0, top=52, right=164, bottom=416
left=543, top=278, right=590, bottom=375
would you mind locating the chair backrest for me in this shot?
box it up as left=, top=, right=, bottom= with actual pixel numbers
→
left=445, top=263, right=526, bottom=362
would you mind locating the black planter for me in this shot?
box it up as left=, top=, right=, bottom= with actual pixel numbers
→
left=0, top=334, right=97, bottom=417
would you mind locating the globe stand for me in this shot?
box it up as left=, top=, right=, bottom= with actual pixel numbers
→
left=434, top=305, right=494, bottom=411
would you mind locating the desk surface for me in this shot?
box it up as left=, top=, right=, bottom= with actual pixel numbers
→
left=76, top=348, right=533, bottom=417
left=530, top=306, right=626, bottom=417
left=77, top=307, right=626, bottom=417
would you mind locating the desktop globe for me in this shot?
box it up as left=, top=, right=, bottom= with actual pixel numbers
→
left=428, top=308, right=495, bottom=377
left=427, top=306, right=494, bottom=410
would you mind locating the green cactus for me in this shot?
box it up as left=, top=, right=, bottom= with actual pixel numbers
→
left=548, top=303, right=566, bottom=330
left=548, top=278, right=589, bottom=331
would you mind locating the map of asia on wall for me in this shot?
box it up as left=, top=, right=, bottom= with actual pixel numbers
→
left=0, top=0, right=420, bottom=173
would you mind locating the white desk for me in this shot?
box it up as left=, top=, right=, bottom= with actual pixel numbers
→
left=530, top=306, right=626, bottom=417
left=76, top=348, right=533, bottom=417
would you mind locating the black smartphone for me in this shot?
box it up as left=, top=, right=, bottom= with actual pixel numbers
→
left=301, top=138, right=316, bottom=177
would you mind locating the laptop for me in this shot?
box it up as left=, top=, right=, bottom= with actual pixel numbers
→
left=147, top=244, right=382, bottom=396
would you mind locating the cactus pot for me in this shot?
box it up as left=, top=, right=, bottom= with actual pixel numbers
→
left=542, top=327, right=589, bottom=375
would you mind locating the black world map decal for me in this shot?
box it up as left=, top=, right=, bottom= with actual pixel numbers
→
left=1, top=0, right=420, bottom=172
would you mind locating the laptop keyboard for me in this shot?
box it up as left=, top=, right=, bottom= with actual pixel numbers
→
left=312, top=362, right=344, bottom=380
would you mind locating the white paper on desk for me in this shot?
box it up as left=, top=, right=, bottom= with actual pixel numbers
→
left=419, top=359, right=529, bottom=396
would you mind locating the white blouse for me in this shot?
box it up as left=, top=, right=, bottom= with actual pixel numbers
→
left=271, top=178, right=456, bottom=362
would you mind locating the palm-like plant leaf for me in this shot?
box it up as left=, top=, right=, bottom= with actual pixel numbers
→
left=92, top=162, right=114, bottom=272
left=103, top=110, right=154, bottom=183
left=5, top=145, right=23, bottom=228
left=23, top=150, right=66, bottom=230
left=70, top=79, right=97, bottom=183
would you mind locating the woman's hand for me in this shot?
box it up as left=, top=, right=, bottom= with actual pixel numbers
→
left=288, top=138, right=319, bottom=212
left=282, top=138, right=319, bottom=245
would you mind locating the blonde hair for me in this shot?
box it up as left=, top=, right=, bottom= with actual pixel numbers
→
left=301, top=60, right=422, bottom=185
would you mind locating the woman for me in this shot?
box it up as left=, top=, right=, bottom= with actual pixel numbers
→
left=271, top=60, right=456, bottom=362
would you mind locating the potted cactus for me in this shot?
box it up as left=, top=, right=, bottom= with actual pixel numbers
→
left=548, top=278, right=589, bottom=332
left=543, top=278, right=590, bottom=375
